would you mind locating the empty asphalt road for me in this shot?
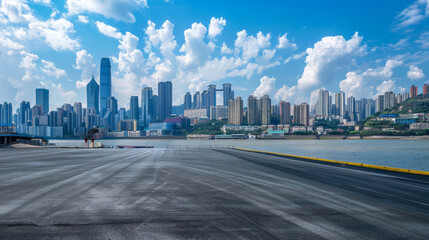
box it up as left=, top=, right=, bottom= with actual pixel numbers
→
left=0, top=147, right=428, bottom=239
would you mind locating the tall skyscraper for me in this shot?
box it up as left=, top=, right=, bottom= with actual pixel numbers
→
left=184, top=92, right=192, bottom=110
left=193, top=92, right=201, bottom=109
left=279, top=101, right=291, bottom=124
left=423, top=84, right=428, bottom=95
left=223, top=83, right=233, bottom=107
left=100, top=58, right=112, bottom=117
left=347, top=96, right=356, bottom=121
left=142, top=87, right=153, bottom=126
left=0, top=102, right=12, bottom=125
left=208, top=84, right=217, bottom=110
left=260, top=95, right=271, bottom=125
left=335, top=91, right=346, bottom=118
left=375, top=95, right=384, bottom=112
left=410, top=85, right=418, bottom=98
left=36, top=88, right=49, bottom=114
left=293, top=105, right=300, bottom=125
left=18, top=101, right=30, bottom=125
left=299, top=103, right=310, bottom=126
left=158, top=81, right=172, bottom=121
left=384, top=91, right=395, bottom=109
left=130, top=96, right=139, bottom=121
left=228, top=97, right=243, bottom=125
left=86, top=75, right=99, bottom=113
left=247, top=95, right=259, bottom=126
left=318, top=89, right=331, bottom=116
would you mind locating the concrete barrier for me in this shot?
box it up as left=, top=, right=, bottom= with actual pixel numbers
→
left=234, top=148, right=429, bottom=176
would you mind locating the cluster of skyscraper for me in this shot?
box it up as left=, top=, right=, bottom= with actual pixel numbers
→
left=312, top=84, right=428, bottom=122
left=224, top=94, right=310, bottom=127
left=1, top=54, right=428, bottom=138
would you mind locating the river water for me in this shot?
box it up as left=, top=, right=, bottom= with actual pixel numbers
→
left=50, top=139, right=429, bottom=171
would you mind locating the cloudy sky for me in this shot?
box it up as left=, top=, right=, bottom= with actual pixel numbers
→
left=0, top=0, right=428, bottom=111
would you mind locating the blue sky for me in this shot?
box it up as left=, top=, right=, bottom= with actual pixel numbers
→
left=0, top=0, right=428, bottom=111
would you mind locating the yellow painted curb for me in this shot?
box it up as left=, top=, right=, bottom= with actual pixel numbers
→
left=233, top=148, right=429, bottom=176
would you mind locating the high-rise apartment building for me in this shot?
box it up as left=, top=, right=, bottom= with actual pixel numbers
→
left=375, top=95, right=384, bottom=112
left=184, top=92, right=192, bottom=110
left=210, top=106, right=228, bottom=120
left=36, top=88, right=49, bottom=114
left=223, top=83, right=233, bottom=107
left=335, top=91, right=346, bottom=118
left=228, top=97, right=243, bottom=125
left=86, top=76, right=99, bottom=113
left=384, top=91, right=395, bottom=109
left=423, top=84, right=428, bottom=95
left=158, top=81, right=172, bottom=121
left=347, top=96, right=356, bottom=121
left=100, top=58, right=112, bottom=117
left=318, top=89, right=331, bottom=116
left=293, top=105, right=300, bottom=125
left=18, top=101, right=30, bottom=125
left=410, top=85, right=418, bottom=98
left=193, top=92, right=201, bottom=109
left=260, top=95, right=271, bottom=125
left=0, top=102, right=12, bottom=125
left=130, top=96, right=139, bottom=121
left=299, top=103, right=309, bottom=126
left=279, top=101, right=291, bottom=124
left=247, top=95, right=259, bottom=126
left=208, top=85, right=217, bottom=110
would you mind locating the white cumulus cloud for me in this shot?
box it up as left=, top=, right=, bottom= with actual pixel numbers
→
left=74, top=49, right=96, bottom=88
left=277, top=33, right=297, bottom=50
left=66, top=0, right=148, bottom=23
left=95, top=21, right=122, bottom=39
left=40, top=60, right=66, bottom=78
left=253, top=76, right=276, bottom=98
left=407, top=65, right=425, bottom=80
left=297, top=32, right=364, bottom=90
left=208, top=17, right=226, bottom=39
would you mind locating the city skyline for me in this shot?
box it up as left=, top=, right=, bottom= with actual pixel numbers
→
left=0, top=1, right=429, bottom=111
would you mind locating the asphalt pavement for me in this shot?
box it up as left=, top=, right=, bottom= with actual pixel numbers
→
left=0, top=147, right=428, bottom=239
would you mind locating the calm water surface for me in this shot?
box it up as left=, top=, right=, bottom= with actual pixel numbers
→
left=51, top=139, right=429, bottom=171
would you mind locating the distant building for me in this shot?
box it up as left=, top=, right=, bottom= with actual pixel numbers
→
left=184, top=108, right=208, bottom=119
left=184, top=92, right=192, bottom=110
left=335, top=91, right=346, bottom=117
left=142, top=87, right=153, bottom=127
left=318, top=89, right=331, bottom=116
left=299, top=103, right=310, bottom=126
left=228, top=97, right=243, bottom=125
left=86, top=76, right=99, bottom=113
left=260, top=95, right=271, bottom=125
left=0, top=102, right=13, bottom=125
left=118, top=119, right=138, bottom=131
left=410, top=85, right=418, bottom=98
left=384, top=91, right=395, bottom=109
left=158, top=81, right=172, bottom=121
left=279, top=101, right=291, bottom=124
left=36, top=88, right=49, bottom=114
left=210, top=105, right=228, bottom=120
left=100, top=58, right=112, bottom=117
left=223, top=83, right=234, bottom=107
left=423, top=84, right=428, bottom=95
left=130, top=96, right=139, bottom=121
left=247, top=95, right=260, bottom=126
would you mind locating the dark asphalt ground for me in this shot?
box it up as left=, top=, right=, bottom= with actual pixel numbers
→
left=0, top=147, right=428, bottom=239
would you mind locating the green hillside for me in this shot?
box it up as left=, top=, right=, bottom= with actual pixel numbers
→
left=379, top=97, right=429, bottom=115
